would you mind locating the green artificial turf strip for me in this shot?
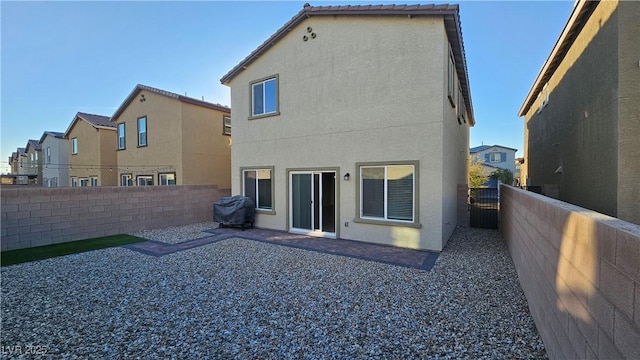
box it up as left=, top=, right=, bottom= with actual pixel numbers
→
left=1, top=234, right=147, bottom=266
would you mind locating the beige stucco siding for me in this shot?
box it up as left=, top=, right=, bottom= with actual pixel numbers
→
left=115, top=90, right=183, bottom=184
left=68, top=120, right=116, bottom=185
left=98, top=129, right=117, bottom=185
left=181, top=103, right=231, bottom=187
left=229, top=16, right=467, bottom=251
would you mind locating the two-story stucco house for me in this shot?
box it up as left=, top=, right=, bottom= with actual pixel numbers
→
left=220, top=4, right=474, bottom=251
left=39, top=131, right=69, bottom=187
left=470, top=144, right=517, bottom=187
left=518, top=0, right=639, bottom=225
left=64, top=112, right=117, bottom=187
left=24, top=140, right=42, bottom=186
left=110, top=84, right=231, bottom=187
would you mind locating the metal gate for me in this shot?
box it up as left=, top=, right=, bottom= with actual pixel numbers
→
left=469, top=188, right=499, bottom=229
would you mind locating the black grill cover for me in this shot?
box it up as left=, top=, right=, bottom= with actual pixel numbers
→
left=213, top=195, right=255, bottom=226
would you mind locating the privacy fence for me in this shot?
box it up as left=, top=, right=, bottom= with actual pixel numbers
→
left=1, top=185, right=230, bottom=251
left=501, top=185, right=640, bottom=360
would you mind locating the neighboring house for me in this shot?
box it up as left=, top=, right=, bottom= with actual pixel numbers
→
left=469, top=145, right=517, bottom=187
left=14, top=148, right=27, bottom=184
left=63, top=112, right=117, bottom=187
left=24, top=139, right=42, bottom=186
left=514, top=157, right=524, bottom=186
left=220, top=4, right=474, bottom=251
left=110, top=84, right=231, bottom=187
left=39, top=131, right=69, bottom=187
left=518, top=0, right=639, bottom=225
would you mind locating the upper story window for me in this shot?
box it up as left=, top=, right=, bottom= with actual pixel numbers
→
left=251, top=75, right=279, bottom=118
left=222, top=115, right=231, bottom=136
left=46, top=147, right=51, bottom=164
left=117, top=123, right=126, bottom=150
left=71, top=138, right=78, bottom=155
left=447, top=49, right=456, bottom=108
left=137, top=116, right=147, bottom=147
left=30, top=153, right=35, bottom=162
left=488, top=152, right=505, bottom=163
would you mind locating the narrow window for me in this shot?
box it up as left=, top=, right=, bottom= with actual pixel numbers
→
left=222, top=115, right=231, bottom=135
left=71, top=138, right=78, bottom=155
left=46, top=147, right=51, bottom=164
left=137, top=116, right=147, bottom=147
left=243, top=169, right=273, bottom=210
left=121, top=174, right=133, bottom=187
left=251, top=76, right=278, bottom=117
left=71, top=177, right=78, bottom=187
left=360, top=164, right=415, bottom=222
left=117, top=123, right=126, bottom=150
left=90, top=177, right=98, bottom=187
left=448, top=50, right=456, bottom=107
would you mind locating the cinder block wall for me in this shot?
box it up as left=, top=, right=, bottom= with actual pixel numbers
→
left=1, top=185, right=231, bottom=251
left=501, top=185, right=640, bottom=360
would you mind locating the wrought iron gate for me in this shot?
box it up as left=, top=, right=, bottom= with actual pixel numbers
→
left=469, top=188, right=499, bottom=229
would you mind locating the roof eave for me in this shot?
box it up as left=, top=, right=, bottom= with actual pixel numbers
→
left=518, top=0, right=598, bottom=117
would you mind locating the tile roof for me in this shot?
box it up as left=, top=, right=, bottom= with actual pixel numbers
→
left=111, top=84, right=230, bottom=121
left=26, top=139, right=42, bottom=152
left=39, top=131, right=65, bottom=144
left=518, top=0, right=598, bottom=116
left=470, top=145, right=518, bottom=153
left=17, top=147, right=26, bottom=156
left=77, top=112, right=114, bottom=128
left=219, top=3, right=473, bottom=125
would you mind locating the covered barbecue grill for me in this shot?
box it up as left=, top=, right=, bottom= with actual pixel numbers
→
left=213, top=195, right=255, bottom=230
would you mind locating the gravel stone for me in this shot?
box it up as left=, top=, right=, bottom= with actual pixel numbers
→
left=130, top=222, right=218, bottom=244
left=1, top=226, right=546, bottom=359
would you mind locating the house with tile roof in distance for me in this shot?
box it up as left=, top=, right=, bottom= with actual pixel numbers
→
left=220, top=3, right=474, bottom=251
left=24, top=139, right=43, bottom=186
left=39, top=131, right=69, bottom=187
left=469, top=144, right=517, bottom=187
left=518, top=0, right=639, bottom=225
left=110, top=84, right=231, bottom=187
left=63, top=112, right=117, bottom=186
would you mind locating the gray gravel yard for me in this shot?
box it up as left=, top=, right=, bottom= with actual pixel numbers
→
left=1, top=226, right=546, bottom=359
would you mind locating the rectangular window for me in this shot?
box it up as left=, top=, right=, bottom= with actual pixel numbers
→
left=159, top=173, right=176, bottom=185
left=243, top=169, right=273, bottom=210
left=30, top=153, right=34, bottom=162
left=121, top=174, right=133, bottom=187
left=222, top=115, right=231, bottom=135
left=46, top=147, right=51, bottom=164
left=90, top=177, right=98, bottom=187
left=117, top=123, right=126, bottom=150
left=360, top=164, right=415, bottom=222
left=489, top=153, right=502, bottom=162
left=448, top=50, right=456, bottom=107
left=251, top=76, right=278, bottom=117
left=137, top=116, right=147, bottom=147
left=79, top=178, right=89, bottom=187
left=137, top=175, right=153, bottom=186
left=71, top=177, right=78, bottom=187
left=71, top=138, right=78, bottom=155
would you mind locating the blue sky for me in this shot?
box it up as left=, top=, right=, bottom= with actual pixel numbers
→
left=0, top=1, right=575, bottom=173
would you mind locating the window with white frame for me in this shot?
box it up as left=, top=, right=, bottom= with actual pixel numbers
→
left=137, top=116, right=147, bottom=147
left=447, top=50, right=456, bottom=107
left=71, top=138, right=78, bottom=154
left=117, top=123, right=126, bottom=150
left=71, top=177, right=78, bottom=187
left=137, top=175, right=153, bottom=186
left=46, top=147, right=51, bottom=164
left=79, top=177, right=89, bottom=187
left=222, top=115, right=231, bottom=135
left=489, top=153, right=503, bottom=162
left=159, top=173, right=176, bottom=185
left=121, top=174, right=133, bottom=187
left=251, top=76, right=278, bottom=117
left=359, top=164, right=415, bottom=222
left=90, top=176, right=98, bottom=187
left=243, top=168, right=273, bottom=210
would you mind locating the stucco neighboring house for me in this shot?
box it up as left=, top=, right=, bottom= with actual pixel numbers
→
left=13, top=148, right=27, bottom=184
left=39, top=131, right=69, bottom=187
left=24, top=140, right=42, bottom=186
left=518, top=0, right=639, bottom=225
left=469, top=145, right=517, bottom=187
left=220, top=4, right=474, bottom=251
left=110, top=84, right=231, bottom=187
left=64, top=112, right=117, bottom=187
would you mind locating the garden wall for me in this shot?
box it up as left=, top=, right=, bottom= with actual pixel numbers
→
left=1, top=185, right=230, bottom=251
left=501, top=185, right=640, bottom=360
